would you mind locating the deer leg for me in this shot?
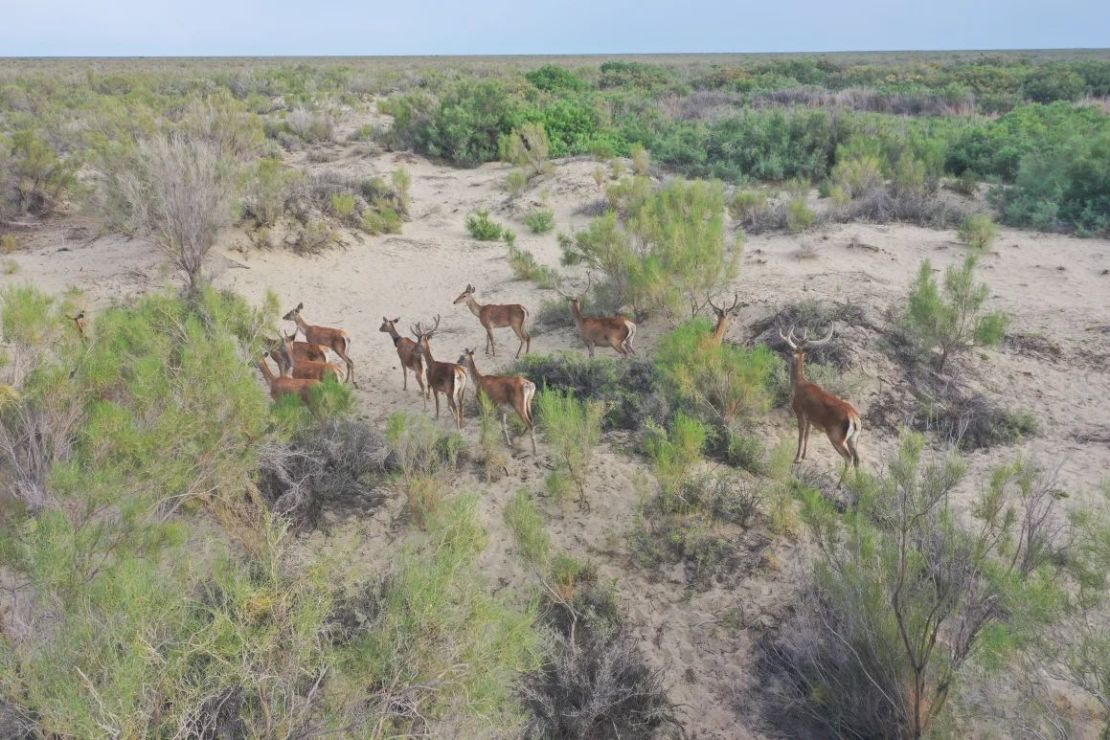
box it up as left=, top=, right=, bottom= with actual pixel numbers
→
left=801, top=420, right=812, bottom=460
left=486, top=328, right=496, bottom=357
left=401, top=364, right=408, bottom=390
left=847, top=436, right=861, bottom=469
left=830, top=435, right=853, bottom=488
left=585, top=340, right=595, bottom=359
left=514, top=327, right=526, bottom=359
left=433, top=390, right=441, bottom=418
left=501, top=410, right=514, bottom=448
left=794, top=415, right=805, bottom=463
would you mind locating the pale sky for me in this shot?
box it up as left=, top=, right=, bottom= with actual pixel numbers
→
left=1, top=0, right=1107, bottom=56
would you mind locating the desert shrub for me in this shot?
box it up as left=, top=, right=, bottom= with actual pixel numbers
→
left=465, top=209, right=504, bottom=241
left=359, top=206, right=403, bottom=235
left=384, top=411, right=463, bottom=528
left=655, top=318, right=777, bottom=425
left=949, top=168, right=980, bottom=196
left=728, top=188, right=767, bottom=221
left=833, top=184, right=968, bottom=228
left=391, top=167, right=411, bottom=215
left=505, top=168, right=530, bottom=196
left=407, top=79, right=522, bottom=166
left=1022, top=65, right=1086, bottom=103
left=525, top=64, right=589, bottom=93
left=763, top=433, right=1073, bottom=739
left=832, top=151, right=884, bottom=197
left=958, top=212, right=998, bottom=250
left=290, top=218, right=338, bottom=254
left=536, top=389, right=603, bottom=510
left=913, top=386, right=1039, bottom=450
left=785, top=196, right=817, bottom=233
left=902, top=255, right=1008, bottom=370
left=892, top=154, right=930, bottom=197
left=334, top=494, right=541, bottom=736
left=283, top=107, right=334, bottom=143
left=506, top=244, right=558, bottom=289
left=562, top=178, right=736, bottom=317
left=2, top=130, right=77, bottom=216
left=524, top=208, right=555, bottom=234
left=643, top=413, right=708, bottom=503
left=630, top=143, right=650, bottom=176
left=242, top=156, right=297, bottom=227
left=328, top=191, right=357, bottom=221
left=104, top=132, right=238, bottom=293
left=258, top=418, right=386, bottom=529
left=500, top=121, right=551, bottom=174
left=504, top=489, right=550, bottom=566
left=477, top=393, right=509, bottom=482
left=513, top=353, right=670, bottom=432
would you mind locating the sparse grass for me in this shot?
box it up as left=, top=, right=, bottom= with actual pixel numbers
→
left=504, top=489, right=550, bottom=566
left=523, top=208, right=555, bottom=234
left=536, top=389, right=603, bottom=511
left=959, top=212, right=999, bottom=251
left=384, top=411, right=463, bottom=528
left=786, top=196, right=817, bottom=233
left=506, top=244, right=559, bottom=289
left=477, top=392, right=509, bottom=482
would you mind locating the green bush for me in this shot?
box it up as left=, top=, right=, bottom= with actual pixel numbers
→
left=4, top=130, right=78, bottom=216
left=524, top=208, right=555, bottom=234
left=243, top=157, right=297, bottom=227
left=504, top=489, right=550, bottom=566
left=644, top=413, right=707, bottom=505
left=409, top=80, right=523, bottom=166
left=832, top=151, right=884, bottom=197
left=958, top=212, right=998, bottom=250
left=465, top=209, right=504, bottom=241
left=903, top=255, right=1009, bottom=370
left=536, top=389, right=603, bottom=510
left=655, top=318, right=777, bottom=424
left=785, top=196, right=817, bottom=233
left=766, top=433, right=1074, bottom=738
left=506, top=244, right=558, bottom=289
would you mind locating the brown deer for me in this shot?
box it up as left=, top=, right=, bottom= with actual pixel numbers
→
left=378, top=316, right=426, bottom=401
left=452, top=284, right=530, bottom=358
left=275, top=332, right=343, bottom=382
left=264, top=335, right=327, bottom=364
left=557, top=273, right=636, bottom=358
left=410, top=316, right=467, bottom=430
left=779, top=325, right=862, bottom=486
left=282, top=302, right=355, bottom=385
left=458, top=348, right=537, bottom=455
left=256, top=356, right=319, bottom=404
left=66, top=311, right=87, bottom=341
left=707, top=293, right=743, bottom=345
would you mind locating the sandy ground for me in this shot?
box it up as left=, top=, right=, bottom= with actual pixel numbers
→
left=4, top=138, right=1109, bottom=737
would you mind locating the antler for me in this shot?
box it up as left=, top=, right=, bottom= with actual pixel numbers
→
left=779, top=325, right=799, bottom=350
left=709, top=293, right=742, bottom=314
left=806, top=326, right=835, bottom=347
left=727, top=293, right=741, bottom=312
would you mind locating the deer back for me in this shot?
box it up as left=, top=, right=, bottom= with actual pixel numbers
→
left=480, top=303, right=527, bottom=329
left=793, top=380, right=859, bottom=432
left=581, top=315, right=634, bottom=344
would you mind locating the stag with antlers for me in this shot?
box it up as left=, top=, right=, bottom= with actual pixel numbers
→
left=557, top=273, right=637, bottom=358
left=379, top=316, right=427, bottom=401
left=283, top=302, right=355, bottom=385
left=458, top=347, right=537, bottom=455
left=707, top=293, right=743, bottom=345
left=411, top=316, right=467, bottom=429
left=453, top=284, right=531, bottom=358
left=779, top=325, right=862, bottom=486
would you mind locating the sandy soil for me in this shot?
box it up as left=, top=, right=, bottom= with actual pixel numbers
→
left=4, top=136, right=1108, bottom=737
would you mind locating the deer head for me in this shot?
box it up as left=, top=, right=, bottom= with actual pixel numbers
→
left=452, top=284, right=476, bottom=304
left=282, top=302, right=304, bottom=322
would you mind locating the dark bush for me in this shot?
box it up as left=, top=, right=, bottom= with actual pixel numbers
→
left=412, top=80, right=523, bottom=166
left=514, top=353, right=670, bottom=431
left=526, top=64, right=590, bottom=93
left=258, top=418, right=387, bottom=528
left=522, top=583, right=679, bottom=739
left=748, top=300, right=869, bottom=369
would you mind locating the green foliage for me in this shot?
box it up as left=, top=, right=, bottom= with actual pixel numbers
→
left=336, top=494, right=541, bottom=735
left=504, top=489, right=550, bottom=566
left=769, top=433, right=1072, bottom=738
left=384, top=411, right=462, bottom=528
left=506, top=244, right=558, bottom=289
left=832, top=150, right=884, bottom=197
left=3, top=130, right=78, bottom=217
left=785, top=196, right=817, bottom=233
left=728, top=188, right=767, bottom=221
left=465, top=209, right=505, bottom=241
left=525, top=64, right=589, bottom=93
left=644, top=413, right=707, bottom=503
left=504, top=168, right=530, bottom=196
left=536, top=389, right=603, bottom=510
left=243, top=156, right=297, bottom=227
left=500, top=121, right=551, bottom=175
left=655, top=318, right=777, bottom=424
left=903, top=256, right=1009, bottom=370
left=523, top=208, right=555, bottom=234
left=630, top=143, right=651, bottom=176
left=958, top=212, right=999, bottom=250
left=409, top=79, right=523, bottom=166
left=562, top=178, right=736, bottom=317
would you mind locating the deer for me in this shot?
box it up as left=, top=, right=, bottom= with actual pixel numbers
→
left=707, top=293, right=743, bottom=345
left=452, top=284, right=530, bottom=358
left=410, top=315, right=467, bottom=430
left=66, top=311, right=87, bottom=341
left=458, top=347, right=537, bottom=455
left=556, top=273, right=637, bottom=358
left=256, top=355, right=320, bottom=404
left=274, top=332, right=343, bottom=382
left=779, top=325, right=862, bottom=486
left=282, top=302, right=355, bottom=385
left=264, top=335, right=327, bottom=365
left=378, top=316, right=427, bottom=401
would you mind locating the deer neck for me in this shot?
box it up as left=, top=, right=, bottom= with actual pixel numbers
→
left=790, top=353, right=808, bottom=388
left=386, top=325, right=402, bottom=346
left=712, top=316, right=729, bottom=343
left=258, top=360, right=274, bottom=384
left=465, top=295, right=483, bottom=319
left=570, top=300, right=585, bottom=326
left=419, top=338, right=436, bottom=364
left=293, top=314, right=310, bottom=336
left=466, top=357, right=483, bottom=383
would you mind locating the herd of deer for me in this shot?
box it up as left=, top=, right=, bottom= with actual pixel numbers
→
left=256, top=281, right=862, bottom=483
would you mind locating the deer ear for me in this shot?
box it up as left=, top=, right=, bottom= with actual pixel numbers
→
left=297, top=302, right=303, bottom=310
left=393, top=317, right=400, bottom=323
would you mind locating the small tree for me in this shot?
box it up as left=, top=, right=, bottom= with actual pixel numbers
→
left=500, top=122, right=550, bottom=178
left=767, top=433, right=1072, bottom=738
left=903, top=256, right=1008, bottom=371
left=536, top=389, right=603, bottom=511
left=957, top=213, right=998, bottom=251
left=112, top=133, right=238, bottom=294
